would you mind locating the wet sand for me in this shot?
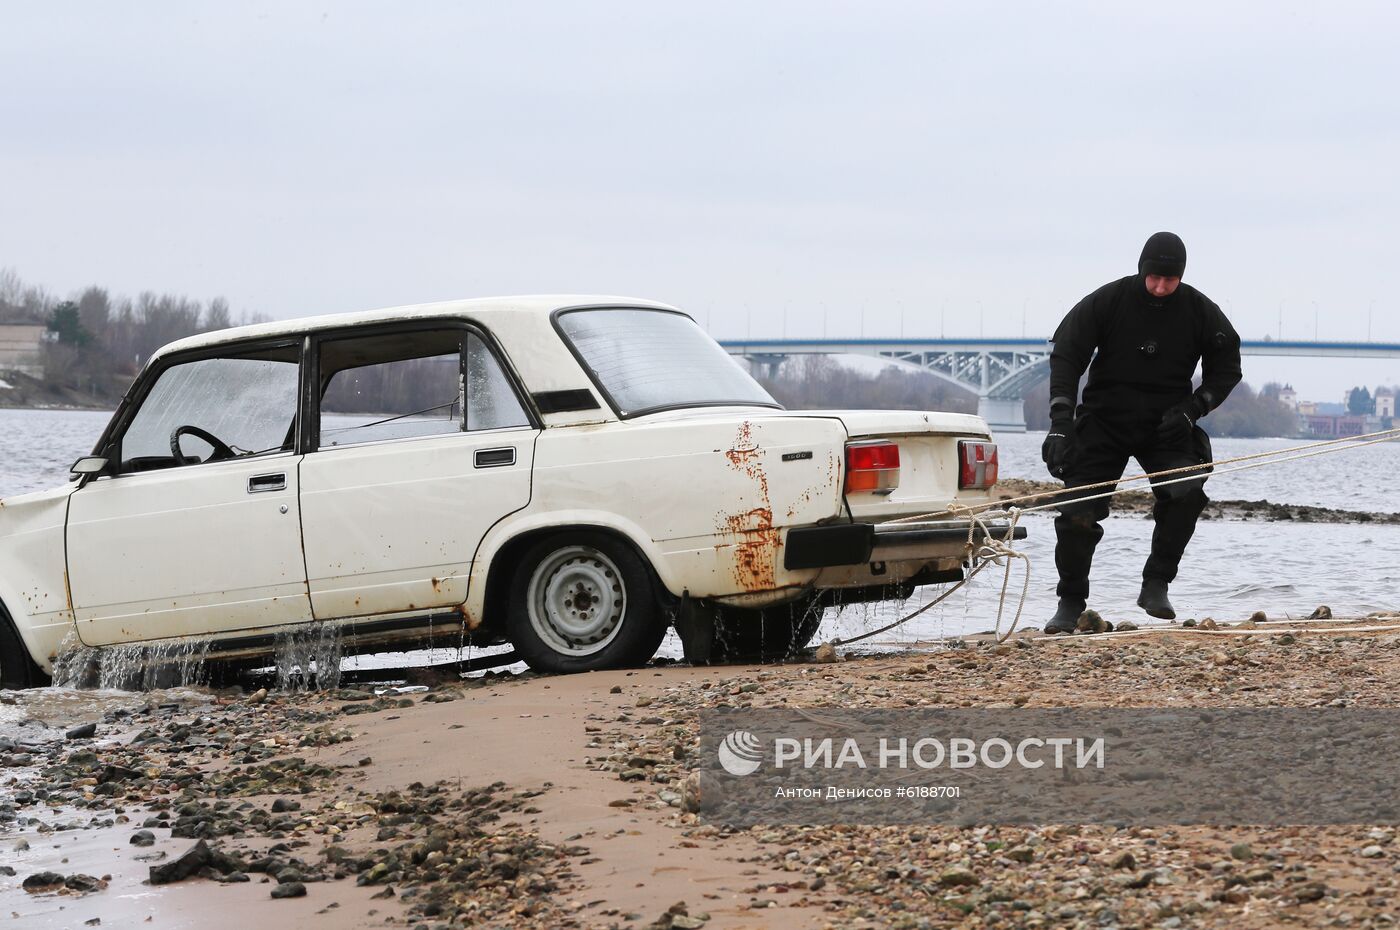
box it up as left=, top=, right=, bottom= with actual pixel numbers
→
left=6, top=614, right=1400, bottom=929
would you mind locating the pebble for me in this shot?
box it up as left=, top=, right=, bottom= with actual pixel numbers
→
left=1075, top=610, right=1113, bottom=634
left=130, top=830, right=156, bottom=848
left=22, top=871, right=66, bottom=892
left=271, top=881, right=307, bottom=899
left=1294, top=880, right=1328, bottom=902
left=938, top=867, right=978, bottom=886
left=65, top=722, right=98, bottom=740
left=1361, top=845, right=1385, bottom=858
left=1230, top=843, right=1254, bottom=860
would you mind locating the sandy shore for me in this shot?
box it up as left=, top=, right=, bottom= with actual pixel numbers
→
left=6, top=613, right=1400, bottom=929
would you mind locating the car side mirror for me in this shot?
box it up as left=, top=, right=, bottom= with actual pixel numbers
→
left=70, top=456, right=110, bottom=483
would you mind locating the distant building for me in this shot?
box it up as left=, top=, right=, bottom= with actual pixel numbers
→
left=1293, top=385, right=1395, bottom=437
left=0, top=322, right=46, bottom=376
left=1305, top=414, right=1368, bottom=437
left=1278, top=384, right=1298, bottom=409
left=1377, top=387, right=1395, bottom=420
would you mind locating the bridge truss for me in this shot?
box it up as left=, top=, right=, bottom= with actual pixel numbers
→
left=722, top=337, right=1400, bottom=433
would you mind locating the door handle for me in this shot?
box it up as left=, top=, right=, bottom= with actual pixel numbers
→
left=474, top=447, right=516, bottom=468
left=248, top=473, right=287, bottom=493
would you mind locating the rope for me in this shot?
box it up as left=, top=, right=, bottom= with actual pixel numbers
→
left=855, top=618, right=1400, bottom=648
left=826, top=425, right=1400, bottom=653
left=831, top=508, right=1030, bottom=647
left=1032, top=620, right=1400, bottom=643
left=886, top=424, right=1400, bottom=525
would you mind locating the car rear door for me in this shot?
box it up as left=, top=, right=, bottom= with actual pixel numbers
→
left=297, top=325, right=536, bottom=620
left=67, top=342, right=313, bottom=646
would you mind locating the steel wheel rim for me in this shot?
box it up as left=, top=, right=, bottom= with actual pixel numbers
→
left=526, top=545, right=626, bottom=657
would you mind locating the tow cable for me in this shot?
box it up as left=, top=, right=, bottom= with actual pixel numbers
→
left=828, top=425, right=1400, bottom=648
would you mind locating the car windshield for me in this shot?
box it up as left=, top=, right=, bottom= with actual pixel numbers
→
left=556, top=308, right=779, bottom=416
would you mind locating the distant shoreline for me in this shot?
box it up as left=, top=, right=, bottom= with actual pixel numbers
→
left=0, top=403, right=110, bottom=412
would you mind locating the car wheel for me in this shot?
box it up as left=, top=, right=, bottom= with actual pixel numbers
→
left=711, top=599, right=824, bottom=663
left=1, top=604, right=51, bottom=690
left=507, top=531, right=667, bottom=673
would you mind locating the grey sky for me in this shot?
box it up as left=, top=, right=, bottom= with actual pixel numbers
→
left=3, top=2, right=1397, bottom=400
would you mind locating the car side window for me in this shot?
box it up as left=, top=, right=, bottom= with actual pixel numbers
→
left=465, top=333, right=530, bottom=431
left=119, top=348, right=300, bottom=472
left=318, top=329, right=464, bottom=449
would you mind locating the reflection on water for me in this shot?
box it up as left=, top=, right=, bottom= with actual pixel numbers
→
left=0, top=685, right=213, bottom=735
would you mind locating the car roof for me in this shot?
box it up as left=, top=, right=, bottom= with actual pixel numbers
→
left=151, top=294, right=681, bottom=361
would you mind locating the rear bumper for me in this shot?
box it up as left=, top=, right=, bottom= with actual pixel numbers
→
left=784, top=519, right=1027, bottom=570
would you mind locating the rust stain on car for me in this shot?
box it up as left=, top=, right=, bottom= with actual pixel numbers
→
left=724, top=420, right=761, bottom=472
left=719, top=422, right=780, bottom=591
left=721, top=506, right=778, bottom=591
left=454, top=601, right=481, bottom=631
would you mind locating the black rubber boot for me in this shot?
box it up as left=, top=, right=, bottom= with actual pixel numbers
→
left=1044, top=598, right=1086, bottom=635
left=1137, top=578, right=1176, bottom=620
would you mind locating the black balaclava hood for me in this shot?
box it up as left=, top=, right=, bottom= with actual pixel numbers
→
left=1138, top=231, right=1187, bottom=278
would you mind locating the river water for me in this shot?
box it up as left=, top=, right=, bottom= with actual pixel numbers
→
left=2, top=408, right=1397, bottom=681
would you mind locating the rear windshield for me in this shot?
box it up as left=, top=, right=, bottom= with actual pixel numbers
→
left=556, top=308, right=780, bottom=417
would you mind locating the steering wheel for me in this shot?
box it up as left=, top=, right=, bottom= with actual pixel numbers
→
left=170, top=425, right=237, bottom=466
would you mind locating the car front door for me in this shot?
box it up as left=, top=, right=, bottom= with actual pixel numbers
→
left=67, top=342, right=313, bottom=646
left=298, top=326, right=536, bottom=620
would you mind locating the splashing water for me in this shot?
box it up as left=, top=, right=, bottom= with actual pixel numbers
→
left=273, top=621, right=344, bottom=691
left=48, top=623, right=346, bottom=693
left=50, top=630, right=212, bottom=690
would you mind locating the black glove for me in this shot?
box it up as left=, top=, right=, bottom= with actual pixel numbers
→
left=1041, top=416, right=1074, bottom=479
left=1157, top=398, right=1204, bottom=446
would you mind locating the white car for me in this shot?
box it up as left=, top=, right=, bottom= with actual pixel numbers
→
left=0, top=296, right=1018, bottom=686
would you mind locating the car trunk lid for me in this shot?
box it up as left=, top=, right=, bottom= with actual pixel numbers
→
left=810, top=409, right=1001, bottom=523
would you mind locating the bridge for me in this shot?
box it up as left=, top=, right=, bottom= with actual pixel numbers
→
left=720, top=337, right=1400, bottom=432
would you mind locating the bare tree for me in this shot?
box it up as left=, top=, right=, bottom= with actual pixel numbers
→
left=205, top=297, right=232, bottom=330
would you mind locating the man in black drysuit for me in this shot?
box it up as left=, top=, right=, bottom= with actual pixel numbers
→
left=1041, top=232, right=1242, bottom=634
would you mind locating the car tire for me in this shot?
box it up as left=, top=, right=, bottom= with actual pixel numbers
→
left=1, top=603, right=51, bottom=690
left=506, top=531, right=667, bottom=673
left=711, top=599, right=824, bottom=663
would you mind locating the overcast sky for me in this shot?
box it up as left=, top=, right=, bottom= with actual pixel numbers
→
left=3, top=2, right=1397, bottom=400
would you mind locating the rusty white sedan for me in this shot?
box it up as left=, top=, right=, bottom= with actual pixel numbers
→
left=0, top=296, right=1018, bottom=685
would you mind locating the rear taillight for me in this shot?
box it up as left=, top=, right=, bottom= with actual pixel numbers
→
left=958, top=440, right=998, bottom=489
left=845, top=441, right=900, bottom=493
